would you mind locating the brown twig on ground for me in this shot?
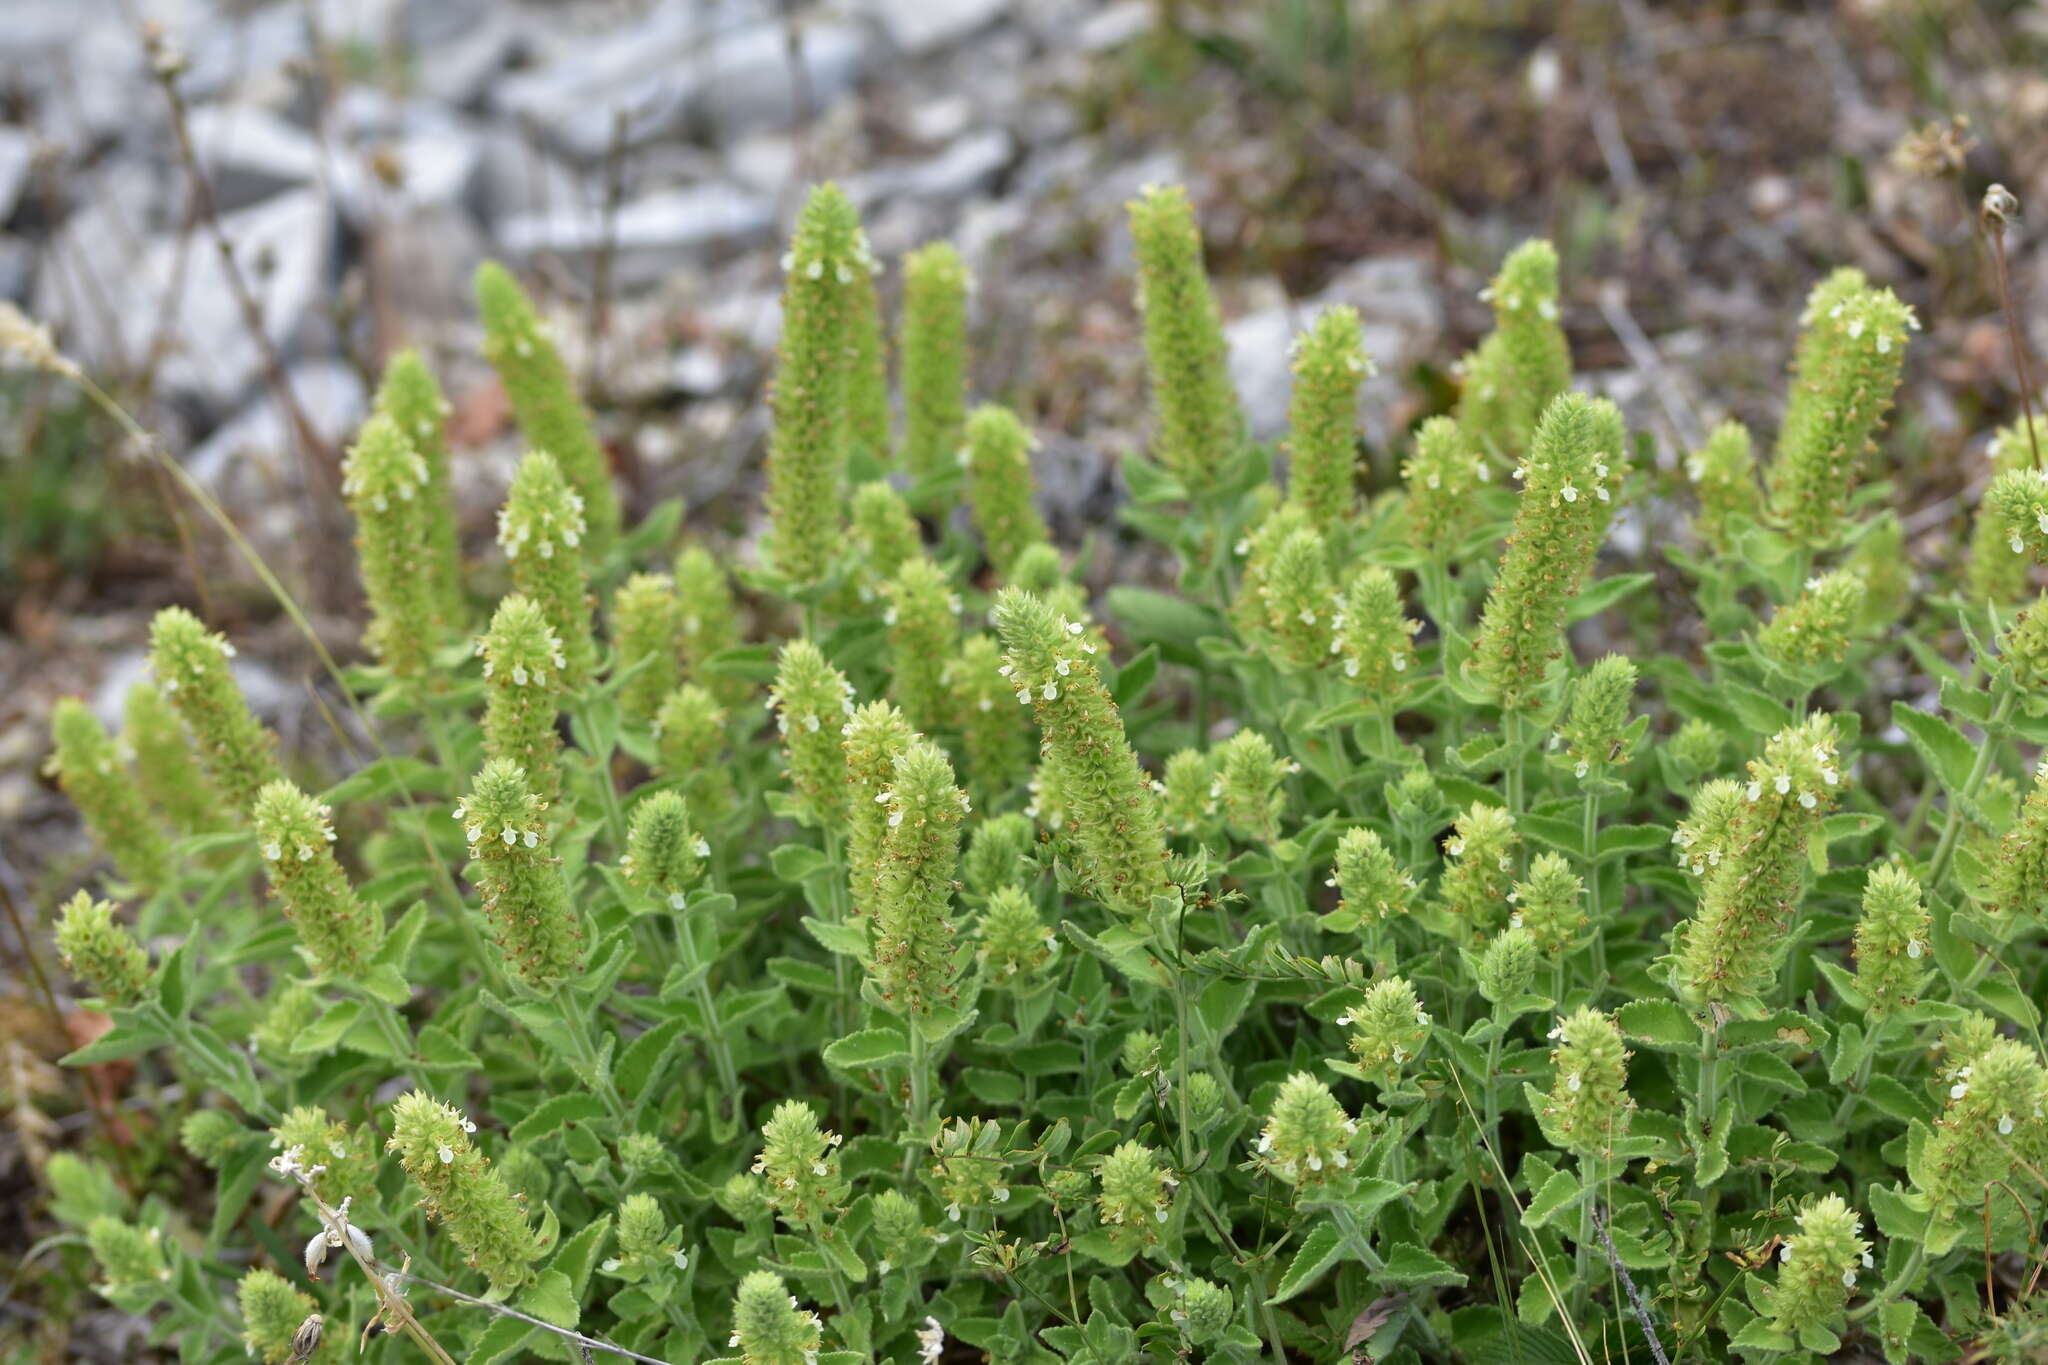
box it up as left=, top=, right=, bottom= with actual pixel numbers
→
left=1981, top=185, right=2042, bottom=469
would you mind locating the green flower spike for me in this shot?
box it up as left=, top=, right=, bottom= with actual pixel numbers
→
left=1459, top=240, right=1571, bottom=461
left=753, top=1099, right=848, bottom=1231
left=1438, top=802, right=1519, bottom=934
left=1917, top=1039, right=2048, bottom=1226
left=674, top=544, right=747, bottom=705
left=765, top=183, right=872, bottom=585
left=238, top=1268, right=321, bottom=1365
left=1474, top=393, right=1628, bottom=709
left=475, top=261, right=620, bottom=562
left=1759, top=570, right=1867, bottom=670
left=123, top=681, right=227, bottom=834
left=459, top=759, right=584, bottom=988
left=946, top=634, right=1031, bottom=799
left=1671, top=777, right=1746, bottom=879
left=477, top=594, right=566, bottom=804
left=1989, top=467, right=2048, bottom=567
left=1230, top=499, right=1306, bottom=640
left=388, top=1090, right=542, bottom=1291
left=609, top=1193, right=684, bottom=1278
left=1672, top=715, right=1843, bottom=1005
left=609, top=572, right=680, bottom=726
left=1557, top=654, right=1637, bottom=780
left=1214, top=728, right=1293, bottom=844
left=1764, top=1194, right=1872, bottom=1340
left=993, top=588, right=1170, bottom=913
left=1853, top=865, right=1930, bottom=1020
left=1096, top=1141, right=1172, bottom=1245
left=2001, top=591, right=2048, bottom=695
left=1685, top=419, right=1760, bottom=551
left=254, top=982, right=321, bottom=1062
left=1403, top=415, right=1487, bottom=554
left=253, top=780, right=383, bottom=978
left=147, top=606, right=285, bottom=817
left=1512, top=853, right=1587, bottom=955
left=1331, top=565, right=1421, bottom=702
left=978, top=884, right=1054, bottom=989
left=768, top=640, right=855, bottom=832
left=900, top=241, right=970, bottom=492
left=730, top=1270, right=824, bottom=1365
left=1158, top=748, right=1215, bottom=836
left=1536, top=1007, right=1634, bottom=1158
left=1254, top=1072, right=1360, bottom=1188
left=1260, top=525, right=1336, bottom=672
left=1669, top=719, right=1726, bottom=783
left=962, top=811, right=1035, bottom=895
left=846, top=257, right=891, bottom=466
left=181, top=1110, right=244, bottom=1167
left=842, top=700, right=916, bottom=918
left=1326, top=827, right=1416, bottom=932
left=1285, top=305, right=1371, bottom=533
left=373, top=347, right=462, bottom=625
left=497, top=451, right=596, bottom=688
left=1342, top=976, right=1431, bottom=1089
left=963, top=403, right=1050, bottom=579
left=1166, top=1276, right=1233, bottom=1345
left=654, top=683, right=733, bottom=818
left=341, top=412, right=437, bottom=679
left=871, top=1189, right=933, bottom=1276
left=1129, top=184, right=1240, bottom=498
left=48, top=698, right=170, bottom=892
left=883, top=556, right=960, bottom=733
left=272, top=1105, right=375, bottom=1208
left=851, top=480, right=922, bottom=590
left=1986, top=756, right=2048, bottom=921
left=623, top=790, right=707, bottom=909
left=53, top=891, right=153, bottom=1006
left=873, top=738, right=968, bottom=1016
left=87, top=1216, right=168, bottom=1294
left=1968, top=416, right=2048, bottom=603
left=1766, top=268, right=1916, bottom=547
left=929, top=1115, right=1010, bottom=1218
left=1477, top=925, right=1540, bottom=1004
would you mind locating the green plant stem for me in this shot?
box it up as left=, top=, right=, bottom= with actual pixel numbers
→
left=1697, top=1024, right=1721, bottom=1139
left=553, top=991, right=627, bottom=1121
left=810, top=1227, right=854, bottom=1316
left=1573, top=1154, right=1601, bottom=1319
left=1848, top=1211, right=1936, bottom=1322
left=575, top=698, right=629, bottom=856
left=677, top=903, right=741, bottom=1115
left=1482, top=1008, right=1505, bottom=1151
left=1581, top=790, right=1602, bottom=921
left=906, top=1016, right=931, bottom=1144
left=369, top=999, right=416, bottom=1070
left=1503, top=709, right=1526, bottom=824
left=1831, top=1026, right=1883, bottom=1127
left=1927, top=687, right=2016, bottom=891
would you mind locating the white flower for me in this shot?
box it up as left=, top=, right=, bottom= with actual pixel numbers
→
left=917, top=1316, right=945, bottom=1365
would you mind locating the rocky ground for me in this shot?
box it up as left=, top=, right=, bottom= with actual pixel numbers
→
left=5, top=0, right=2048, bottom=903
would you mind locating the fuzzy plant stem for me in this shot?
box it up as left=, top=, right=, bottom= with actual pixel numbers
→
left=1927, top=687, right=2016, bottom=890
left=553, top=991, right=627, bottom=1121
left=906, top=1017, right=932, bottom=1144
left=1503, top=710, right=1528, bottom=826
left=1696, top=1025, right=1722, bottom=1141
left=677, top=906, right=741, bottom=1115
left=1483, top=1005, right=1506, bottom=1151
left=1831, top=1021, right=1886, bottom=1126
left=573, top=694, right=630, bottom=855
left=145, top=999, right=271, bottom=1119
left=1848, top=1211, right=1937, bottom=1322
left=1573, top=1154, right=1607, bottom=1320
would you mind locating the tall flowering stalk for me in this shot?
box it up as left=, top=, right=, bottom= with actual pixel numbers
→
left=1285, top=305, right=1370, bottom=533
left=842, top=701, right=916, bottom=918
left=872, top=738, right=966, bottom=1018
left=1473, top=394, right=1627, bottom=712
left=252, top=781, right=383, bottom=978
left=674, top=545, right=747, bottom=705
left=900, top=241, right=969, bottom=492
left=1686, top=419, right=1760, bottom=552
left=1258, top=525, right=1336, bottom=673
left=54, top=891, right=154, bottom=1005
left=1763, top=1195, right=1870, bottom=1343
left=475, top=262, right=620, bottom=562
left=993, top=588, right=1169, bottom=913
left=342, top=413, right=437, bottom=679
left=123, top=682, right=227, bottom=835
left=846, top=258, right=891, bottom=466
left=850, top=481, right=922, bottom=592
left=765, top=183, right=872, bottom=586
left=730, top=1270, right=824, bottom=1365
left=1765, top=268, right=1917, bottom=548
left=609, top=572, right=680, bottom=726
left=946, top=634, right=1031, bottom=800
left=1128, top=184, right=1239, bottom=500
left=1853, top=865, right=1930, bottom=1019
left=387, top=1091, right=542, bottom=1291
left=372, top=347, right=462, bottom=625
left=1331, top=566, right=1420, bottom=718
left=884, top=557, right=960, bottom=734
left=962, top=404, right=1049, bottom=579
left=622, top=789, right=706, bottom=910
left=1759, top=571, right=1867, bottom=672
left=478, top=594, right=566, bottom=803
left=49, top=699, right=170, bottom=892
left=147, top=606, right=285, bottom=817
left=769, top=641, right=855, bottom=832
left=459, top=759, right=584, bottom=988
left=497, top=451, right=596, bottom=688
left=1459, top=240, right=1571, bottom=462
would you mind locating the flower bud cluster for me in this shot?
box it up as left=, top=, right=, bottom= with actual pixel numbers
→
left=1331, top=566, right=1420, bottom=702
left=1342, top=976, right=1431, bottom=1089
left=1686, top=419, right=1760, bottom=550
left=1759, top=571, right=1867, bottom=670
left=946, top=634, right=1032, bottom=800
left=962, top=811, right=1035, bottom=895
left=272, top=1104, right=374, bottom=1208
left=496, top=451, right=596, bottom=687
left=476, top=261, right=620, bottom=561
left=1765, top=1195, right=1871, bottom=1335
left=731, top=1270, right=823, bottom=1365
left=48, top=699, right=169, bottom=892
left=253, top=780, right=383, bottom=977
left=674, top=545, right=747, bottom=706
left=873, top=738, right=967, bottom=1015
left=1557, top=654, right=1637, bottom=780
left=769, top=640, right=856, bottom=831
left=1853, top=865, right=1930, bottom=1018
left=1459, top=240, right=1571, bottom=461
left=1669, top=719, right=1726, bottom=783
left=755, top=1100, right=848, bottom=1231
left=1326, top=826, right=1415, bottom=931
left=842, top=700, right=916, bottom=917
left=478, top=594, right=567, bottom=803
left=850, top=481, right=921, bottom=594
left=1163, top=1274, right=1233, bottom=1344
left=1403, top=416, right=1487, bottom=554
left=238, top=1267, right=322, bottom=1365
left=963, top=404, right=1049, bottom=579
left=387, top=1090, right=541, bottom=1291
left=1096, top=1141, right=1172, bottom=1245
left=1512, top=853, right=1587, bottom=955
left=373, top=347, right=461, bottom=625
left=181, top=1110, right=245, bottom=1167
left=459, top=760, right=584, bottom=988
left=606, top=1192, right=686, bottom=1278
left=977, top=885, right=1054, bottom=989
left=1260, top=525, right=1337, bottom=673
left=927, top=1115, right=1008, bottom=1220
left=1213, top=729, right=1294, bottom=844
left=870, top=1188, right=935, bottom=1276
left=1128, top=184, right=1240, bottom=498
left=1917, top=1038, right=2048, bottom=1224
left=1536, top=1007, right=1634, bottom=1158
left=1285, top=306, right=1371, bottom=533
left=341, top=413, right=437, bottom=678
left=1157, top=749, right=1215, bottom=836
left=1254, top=1073, right=1359, bottom=1187
left=623, top=790, right=708, bottom=908
left=1477, top=925, right=1541, bottom=1003
left=609, top=572, right=680, bottom=725
left=1987, top=757, right=2048, bottom=923
left=146, top=606, right=285, bottom=819
left=87, top=1216, right=169, bottom=1295
left=884, top=557, right=961, bottom=734
left=123, top=681, right=227, bottom=835
left=1438, top=802, right=1519, bottom=934
left=54, top=891, right=153, bottom=1005
left=901, top=241, right=969, bottom=492
left=1968, top=416, right=2048, bottom=602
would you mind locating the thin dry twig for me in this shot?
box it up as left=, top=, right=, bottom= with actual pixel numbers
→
left=1592, top=1203, right=1672, bottom=1365
left=585, top=108, right=633, bottom=397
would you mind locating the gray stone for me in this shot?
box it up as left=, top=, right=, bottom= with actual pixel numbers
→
left=475, top=127, right=589, bottom=229
left=1076, top=1, right=1151, bottom=52
left=185, top=358, right=366, bottom=496
left=0, top=127, right=36, bottom=224
left=0, top=235, right=29, bottom=301
left=852, top=128, right=1011, bottom=206
left=498, top=183, right=774, bottom=286
left=852, top=0, right=1008, bottom=55
left=185, top=104, right=322, bottom=211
